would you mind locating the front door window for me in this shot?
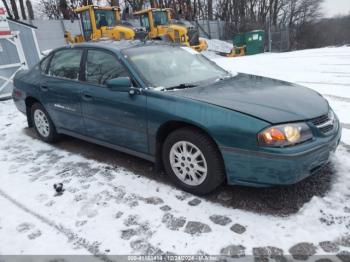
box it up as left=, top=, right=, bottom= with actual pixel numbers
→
left=85, top=50, right=128, bottom=85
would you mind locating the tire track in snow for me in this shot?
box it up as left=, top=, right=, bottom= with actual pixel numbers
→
left=340, top=142, right=350, bottom=153
left=324, top=94, right=350, bottom=103
left=342, top=123, right=350, bottom=130
left=0, top=188, right=115, bottom=262
left=297, top=81, right=350, bottom=87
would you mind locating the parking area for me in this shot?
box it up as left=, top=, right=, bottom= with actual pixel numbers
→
left=0, top=45, right=350, bottom=259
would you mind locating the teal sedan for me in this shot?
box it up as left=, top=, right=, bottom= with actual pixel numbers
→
left=12, top=41, right=341, bottom=195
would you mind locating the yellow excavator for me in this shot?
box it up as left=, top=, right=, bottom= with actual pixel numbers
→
left=133, top=8, right=207, bottom=52
left=65, top=5, right=136, bottom=43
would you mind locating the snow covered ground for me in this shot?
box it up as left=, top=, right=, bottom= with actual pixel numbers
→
left=0, top=44, right=350, bottom=260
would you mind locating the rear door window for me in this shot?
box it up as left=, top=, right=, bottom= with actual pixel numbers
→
left=48, top=49, right=83, bottom=80
left=85, top=49, right=128, bottom=85
left=40, top=55, right=51, bottom=73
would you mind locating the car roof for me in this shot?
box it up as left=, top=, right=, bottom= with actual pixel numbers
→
left=66, top=40, right=179, bottom=53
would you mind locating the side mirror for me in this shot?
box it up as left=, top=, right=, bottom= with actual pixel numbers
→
left=106, top=77, right=132, bottom=91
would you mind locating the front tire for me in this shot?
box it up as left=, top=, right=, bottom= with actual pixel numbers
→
left=31, top=103, right=58, bottom=143
left=162, top=128, right=225, bottom=195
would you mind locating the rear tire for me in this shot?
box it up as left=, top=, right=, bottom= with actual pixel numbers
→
left=162, top=128, right=225, bottom=195
left=31, top=103, right=58, bottom=143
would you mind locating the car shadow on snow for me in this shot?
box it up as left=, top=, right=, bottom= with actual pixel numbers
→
left=24, top=128, right=335, bottom=217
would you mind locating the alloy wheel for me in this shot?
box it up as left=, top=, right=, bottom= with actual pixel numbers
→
left=33, top=109, right=50, bottom=138
left=169, top=141, right=208, bottom=186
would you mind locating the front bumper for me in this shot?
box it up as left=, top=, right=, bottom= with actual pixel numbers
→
left=221, top=125, right=342, bottom=187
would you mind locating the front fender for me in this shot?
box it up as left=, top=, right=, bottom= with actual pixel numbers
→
left=146, top=90, right=270, bottom=154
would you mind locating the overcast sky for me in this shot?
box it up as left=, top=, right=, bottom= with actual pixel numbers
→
left=322, top=0, right=350, bottom=17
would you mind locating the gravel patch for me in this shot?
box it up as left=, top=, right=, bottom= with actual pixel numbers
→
left=188, top=198, right=201, bottom=206
left=121, top=228, right=138, bottom=240
left=140, top=197, right=164, bottom=205
left=123, top=215, right=140, bottom=227
left=289, top=242, right=317, bottom=260
left=184, top=221, right=211, bottom=235
left=338, top=235, right=350, bottom=247
left=337, top=251, right=350, bottom=262
left=130, top=239, right=163, bottom=255
left=114, top=211, right=123, bottom=219
left=16, top=223, right=35, bottom=233
left=159, top=205, right=171, bottom=211
left=27, top=230, right=42, bottom=240
left=230, top=223, right=246, bottom=234
left=162, top=213, right=186, bottom=231
left=209, top=215, right=232, bottom=226
left=319, top=241, right=340, bottom=253
left=253, top=246, right=284, bottom=261
left=220, top=245, right=245, bottom=257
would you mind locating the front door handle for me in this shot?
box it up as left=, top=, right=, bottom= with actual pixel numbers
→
left=82, top=93, right=93, bottom=101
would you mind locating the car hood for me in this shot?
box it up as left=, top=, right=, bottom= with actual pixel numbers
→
left=166, top=74, right=329, bottom=124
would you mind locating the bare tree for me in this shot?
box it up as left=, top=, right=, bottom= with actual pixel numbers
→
left=59, top=0, right=70, bottom=19
left=26, top=0, right=34, bottom=19
left=10, top=0, right=19, bottom=19
left=19, top=0, right=27, bottom=19
left=207, top=0, right=212, bottom=20
left=110, top=0, right=119, bottom=6
left=39, top=0, right=60, bottom=19
left=125, top=0, right=144, bottom=11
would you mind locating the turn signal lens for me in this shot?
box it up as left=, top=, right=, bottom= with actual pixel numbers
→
left=258, top=123, right=312, bottom=147
left=261, top=128, right=285, bottom=144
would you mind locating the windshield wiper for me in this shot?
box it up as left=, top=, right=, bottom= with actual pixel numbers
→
left=164, top=83, right=197, bottom=91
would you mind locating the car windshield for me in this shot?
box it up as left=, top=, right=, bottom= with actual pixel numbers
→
left=153, top=11, right=168, bottom=26
left=123, top=46, right=229, bottom=89
left=95, top=9, right=117, bottom=28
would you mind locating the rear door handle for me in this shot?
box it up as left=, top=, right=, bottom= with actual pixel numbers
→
left=82, top=93, right=93, bottom=101
left=40, top=85, right=48, bottom=91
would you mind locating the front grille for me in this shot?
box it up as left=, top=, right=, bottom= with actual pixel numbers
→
left=310, top=112, right=335, bottom=134
left=311, top=114, right=329, bottom=126
left=320, top=125, right=334, bottom=133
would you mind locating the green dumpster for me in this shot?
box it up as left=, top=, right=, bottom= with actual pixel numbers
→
left=244, top=30, right=265, bottom=55
left=233, top=33, right=245, bottom=47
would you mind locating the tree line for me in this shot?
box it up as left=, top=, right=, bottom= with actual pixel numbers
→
left=1, top=0, right=34, bottom=19
left=2, top=0, right=323, bottom=24
left=2, top=0, right=349, bottom=50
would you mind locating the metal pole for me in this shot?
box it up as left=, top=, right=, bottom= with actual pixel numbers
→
left=268, top=7, right=272, bottom=52
left=207, top=19, right=211, bottom=39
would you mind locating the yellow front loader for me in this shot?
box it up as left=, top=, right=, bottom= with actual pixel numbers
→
left=65, top=5, right=135, bottom=44
left=133, top=8, right=207, bottom=52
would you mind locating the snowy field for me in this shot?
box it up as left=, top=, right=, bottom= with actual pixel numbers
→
left=0, top=44, right=350, bottom=260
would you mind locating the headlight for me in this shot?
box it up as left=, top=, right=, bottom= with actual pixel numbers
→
left=258, top=122, right=313, bottom=147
